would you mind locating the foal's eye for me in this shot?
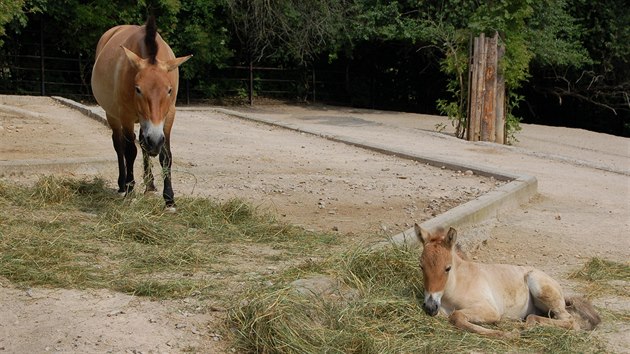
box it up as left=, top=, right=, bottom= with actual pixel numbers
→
left=445, top=266, right=452, bottom=273
left=135, top=86, right=142, bottom=95
left=167, top=87, right=172, bottom=95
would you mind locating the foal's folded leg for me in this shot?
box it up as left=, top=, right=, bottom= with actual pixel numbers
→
left=450, top=308, right=519, bottom=339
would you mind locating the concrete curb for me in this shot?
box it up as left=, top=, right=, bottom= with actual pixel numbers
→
left=52, top=96, right=109, bottom=127
left=211, top=108, right=538, bottom=248
left=54, top=100, right=538, bottom=248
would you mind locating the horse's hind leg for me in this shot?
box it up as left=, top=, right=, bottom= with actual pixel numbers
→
left=450, top=308, right=518, bottom=338
left=525, top=270, right=579, bottom=330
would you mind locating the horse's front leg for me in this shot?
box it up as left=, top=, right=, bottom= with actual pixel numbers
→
left=122, top=128, right=137, bottom=195
left=159, top=139, right=176, bottom=211
left=449, top=308, right=518, bottom=339
left=111, top=129, right=127, bottom=194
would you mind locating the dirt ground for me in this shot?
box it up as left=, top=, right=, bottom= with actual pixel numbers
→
left=0, top=95, right=628, bottom=353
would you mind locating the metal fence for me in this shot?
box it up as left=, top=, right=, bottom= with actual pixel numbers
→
left=0, top=52, right=93, bottom=101
left=0, top=51, right=350, bottom=105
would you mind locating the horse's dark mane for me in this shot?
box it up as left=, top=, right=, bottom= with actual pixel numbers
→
left=144, top=15, right=158, bottom=65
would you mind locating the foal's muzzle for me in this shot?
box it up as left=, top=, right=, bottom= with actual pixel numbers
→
left=423, top=293, right=442, bottom=316
left=423, top=300, right=439, bottom=316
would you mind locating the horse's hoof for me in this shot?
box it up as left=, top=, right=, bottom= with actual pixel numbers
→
left=164, top=206, right=177, bottom=213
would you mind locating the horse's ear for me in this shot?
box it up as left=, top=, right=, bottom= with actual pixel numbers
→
left=445, top=227, right=458, bottom=247
left=415, top=223, right=430, bottom=245
left=121, top=46, right=147, bottom=70
left=162, top=54, right=193, bottom=72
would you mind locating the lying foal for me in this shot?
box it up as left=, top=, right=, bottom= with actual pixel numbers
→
left=417, top=225, right=600, bottom=338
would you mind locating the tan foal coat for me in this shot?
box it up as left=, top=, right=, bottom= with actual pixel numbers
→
left=417, top=225, right=600, bottom=338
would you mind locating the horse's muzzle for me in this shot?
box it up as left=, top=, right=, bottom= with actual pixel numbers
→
left=140, top=133, right=165, bottom=156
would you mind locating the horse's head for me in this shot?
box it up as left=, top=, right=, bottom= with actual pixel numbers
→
left=122, top=46, right=191, bottom=156
left=416, top=224, right=458, bottom=316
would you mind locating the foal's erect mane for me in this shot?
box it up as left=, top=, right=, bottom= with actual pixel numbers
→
left=144, top=15, right=158, bottom=65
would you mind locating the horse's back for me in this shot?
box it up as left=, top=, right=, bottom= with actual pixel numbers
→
left=95, top=25, right=138, bottom=58
left=92, top=25, right=140, bottom=119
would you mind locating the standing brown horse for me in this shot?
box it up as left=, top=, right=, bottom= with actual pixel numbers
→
left=91, top=16, right=191, bottom=211
left=416, top=224, right=600, bottom=338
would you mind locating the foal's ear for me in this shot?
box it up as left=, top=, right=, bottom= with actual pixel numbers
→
left=445, top=227, right=458, bottom=247
left=162, top=54, right=193, bottom=72
left=121, top=46, right=147, bottom=70
left=415, top=223, right=430, bottom=245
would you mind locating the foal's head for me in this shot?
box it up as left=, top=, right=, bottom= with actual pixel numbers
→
left=416, top=225, right=458, bottom=316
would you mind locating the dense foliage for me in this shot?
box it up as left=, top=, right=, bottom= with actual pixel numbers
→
left=0, top=0, right=627, bottom=136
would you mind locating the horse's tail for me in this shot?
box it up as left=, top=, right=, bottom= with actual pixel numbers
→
left=144, top=15, right=158, bottom=65
left=565, top=296, right=601, bottom=330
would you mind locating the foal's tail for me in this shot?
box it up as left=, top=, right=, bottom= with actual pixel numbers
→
left=565, top=296, right=601, bottom=330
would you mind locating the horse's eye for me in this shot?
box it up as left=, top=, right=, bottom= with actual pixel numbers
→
left=167, top=87, right=172, bottom=95
left=445, top=266, right=452, bottom=273
left=135, top=86, right=142, bottom=95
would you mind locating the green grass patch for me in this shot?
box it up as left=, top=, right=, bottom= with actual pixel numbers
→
left=0, top=176, right=337, bottom=299
left=228, top=246, right=608, bottom=353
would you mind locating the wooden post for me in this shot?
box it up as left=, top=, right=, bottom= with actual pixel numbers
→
left=481, top=33, right=498, bottom=141
left=472, top=33, right=487, bottom=141
left=467, top=36, right=478, bottom=141
left=495, top=42, right=506, bottom=144
left=467, top=32, right=506, bottom=144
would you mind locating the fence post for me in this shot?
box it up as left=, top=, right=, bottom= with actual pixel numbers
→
left=248, top=60, right=254, bottom=106
left=312, top=69, right=316, bottom=103
left=186, top=78, right=190, bottom=105
left=40, top=16, right=45, bottom=96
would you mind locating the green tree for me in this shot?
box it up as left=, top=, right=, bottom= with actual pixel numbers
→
left=539, top=0, right=629, bottom=122
left=0, top=0, right=25, bottom=47
left=1, top=0, right=231, bottom=98
left=375, top=0, right=591, bottom=142
left=226, top=0, right=353, bottom=65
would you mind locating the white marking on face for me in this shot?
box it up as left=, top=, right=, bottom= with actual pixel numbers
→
left=140, top=119, right=165, bottom=142
left=425, top=291, right=443, bottom=306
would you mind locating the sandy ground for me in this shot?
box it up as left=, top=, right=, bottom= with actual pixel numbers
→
left=0, top=95, right=629, bottom=353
